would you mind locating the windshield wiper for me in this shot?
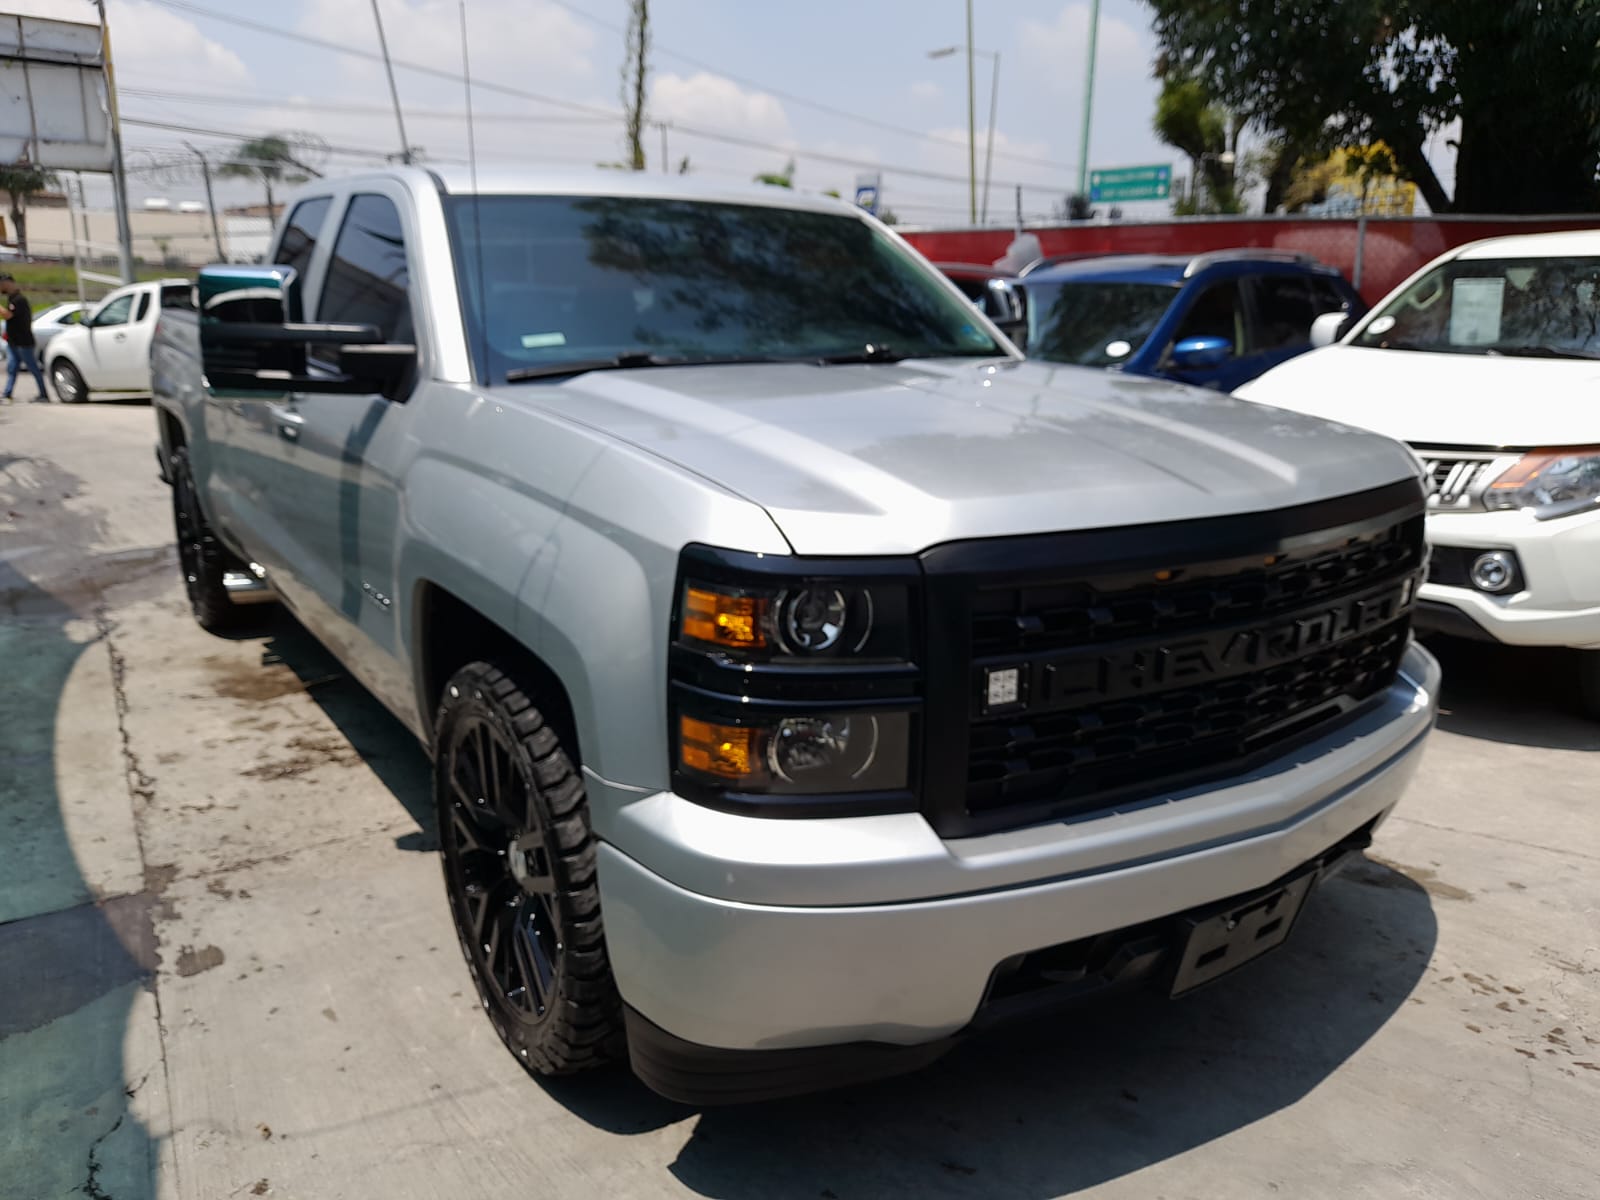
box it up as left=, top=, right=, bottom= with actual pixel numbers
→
left=1486, top=344, right=1600, bottom=361
left=506, top=351, right=786, bottom=382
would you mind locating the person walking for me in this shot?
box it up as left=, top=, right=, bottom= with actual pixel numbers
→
left=0, top=273, right=50, bottom=403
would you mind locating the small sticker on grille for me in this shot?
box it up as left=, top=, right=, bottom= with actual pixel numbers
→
left=986, top=667, right=1020, bottom=708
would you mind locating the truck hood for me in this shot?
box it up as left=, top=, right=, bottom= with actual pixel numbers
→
left=492, top=359, right=1421, bottom=556
left=1234, top=344, right=1598, bottom=450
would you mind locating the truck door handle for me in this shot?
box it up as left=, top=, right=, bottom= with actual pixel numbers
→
left=113, top=332, right=127, bottom=342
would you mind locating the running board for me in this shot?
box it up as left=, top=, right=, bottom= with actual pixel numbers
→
left=222, top=563, right=276, bottom=605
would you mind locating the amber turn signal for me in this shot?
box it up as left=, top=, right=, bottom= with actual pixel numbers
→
left=681, top=585, right=768, bottom=649
left=679, top=716, right=760, bottom=782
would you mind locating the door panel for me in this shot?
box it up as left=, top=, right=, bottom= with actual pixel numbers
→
left=84, top=292, right=144, bottom=389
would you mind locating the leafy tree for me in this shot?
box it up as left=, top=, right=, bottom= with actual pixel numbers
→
left=1055, top=192, right=1095, bottom=221
left=754, top=159, right=796, bottom=188
left=216, top=136, right=317, bottom=213
left=0, top=161, right=57, bottom=257
left=1144, top=0, right=1600, bottom=212
left=621, top=0, right=650, bottom=171
left=1152, top=74, right=1242, bottom=214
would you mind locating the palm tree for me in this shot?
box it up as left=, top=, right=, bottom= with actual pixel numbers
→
left=215, top=135, right=319, bottom=214
left=0, top=161, right=58, bottom=257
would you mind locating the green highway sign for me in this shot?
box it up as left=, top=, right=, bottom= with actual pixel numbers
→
left=1089, top=164, right=1173, bottom=202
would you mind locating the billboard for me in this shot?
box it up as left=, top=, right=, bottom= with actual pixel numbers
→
left=0, top=14, right=113, bottom=170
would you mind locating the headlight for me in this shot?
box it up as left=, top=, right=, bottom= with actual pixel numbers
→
left=671, top=546, right=921, bottom=812
left=1485, top=446, right=1600, bottom=520
left=677, top=711, right=911, bottom=795
left=678, top=578, right=909, bottom=660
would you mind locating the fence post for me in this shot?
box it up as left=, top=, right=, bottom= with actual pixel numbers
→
left=1015, top=185, right=1023, bottom=235
left=1353, top=212, right=1368, bottom=292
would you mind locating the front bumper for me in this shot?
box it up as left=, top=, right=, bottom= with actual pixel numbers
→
left=596, top=644, right=1439, bottom=1100
left=1420, top=508, right=1600, bottom=649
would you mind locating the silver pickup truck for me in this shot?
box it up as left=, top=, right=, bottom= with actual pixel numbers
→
left=151, top=168, right=1440, bottom=1104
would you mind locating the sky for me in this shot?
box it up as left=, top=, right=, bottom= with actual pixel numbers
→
left=27, top=0, right=1188, bottom=225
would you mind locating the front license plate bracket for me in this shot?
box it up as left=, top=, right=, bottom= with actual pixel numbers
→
left=1169, top=870, right=1317, bottom=996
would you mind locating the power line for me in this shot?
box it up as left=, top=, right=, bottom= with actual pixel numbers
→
left=119, top=83, right=618, bottom=125
left=541, top=0, right=1081, bottom=175
left=144, top=0, right=1072, bottom=194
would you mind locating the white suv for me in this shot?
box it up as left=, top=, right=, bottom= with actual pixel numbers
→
left=1235, top=230, right=1600, bottom=716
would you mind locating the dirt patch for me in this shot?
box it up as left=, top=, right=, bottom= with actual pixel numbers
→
left=205, top=655, right=313, bottom=703
left=142, top=862, right=180, bottom=922
left=174, top=944, right=225, bottom=977
left=1364, top=855, right=1473, bottom=902
left=241, top=731, right=369, bottom=780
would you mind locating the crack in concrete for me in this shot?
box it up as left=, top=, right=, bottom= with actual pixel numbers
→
left=1387, top=814, right=1600, bottom=864
left=79, top=1111, right=126, bottom=1200
left=96, top=610, right=157, bottom=805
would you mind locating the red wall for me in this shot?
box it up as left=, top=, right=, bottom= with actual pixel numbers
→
left=899, top=216, right=1600, bottom=305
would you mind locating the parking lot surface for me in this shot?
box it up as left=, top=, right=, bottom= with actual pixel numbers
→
left=2, top=402, right=1597, bottom=1200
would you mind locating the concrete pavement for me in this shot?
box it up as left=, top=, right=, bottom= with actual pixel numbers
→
left=1, top=401, right=1596, bottom=1199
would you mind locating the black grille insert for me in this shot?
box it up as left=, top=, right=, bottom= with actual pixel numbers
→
left=917, top=481, right=1428, bottom=838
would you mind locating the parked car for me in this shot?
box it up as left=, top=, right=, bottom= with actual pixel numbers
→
left=1017, top=250, right=1366, bottom=391
left=25, top=301, right=89, bottom=356
left=153, top=168, right=1436, bottom=1104
left=1235, top=230, right=1600, bottom=716
left=46, top=279, right=194, bottom=402
left=932, top=261, right=1026, bottom=344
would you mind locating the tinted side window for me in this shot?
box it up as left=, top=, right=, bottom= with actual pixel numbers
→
left=1171, top=280, right=1247, bottom=357
left=318, top=194, right=413, bottom=343
left=1252, top=274, right=1317, bottom=350
left=135, top=292, right=152, bottom=321
left=274, top=197, right=333, bottom=286
left=161, top=284, right=196, bottom=312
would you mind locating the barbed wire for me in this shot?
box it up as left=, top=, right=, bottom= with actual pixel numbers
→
left=124, top=130, right=332, bottom=186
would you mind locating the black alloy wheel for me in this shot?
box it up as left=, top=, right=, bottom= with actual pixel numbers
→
left=170, top=446, right=249, bottom=631
left=434, top=661, right=625, bottom=1076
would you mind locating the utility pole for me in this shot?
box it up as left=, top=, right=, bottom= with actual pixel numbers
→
left=656, top=122, right=668, bottom=175
left=184, top=142, right=225, bottom=260
left=1076, top=0, right=1101, bottom=197
left=95, top=0, right=136, bottom=283
left=965, top=0, right=976, bottom=223
left=369, top=0, right=413, bottom=165
left=980, top=52, right=999, bottom=223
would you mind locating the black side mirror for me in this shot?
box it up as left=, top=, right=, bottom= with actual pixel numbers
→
left=983, top=278, right=1027, bottom=349
left=198, top=264, right=416, bottom=398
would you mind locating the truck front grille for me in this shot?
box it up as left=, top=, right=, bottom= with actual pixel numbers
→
left=917, top=482, right=1427, bottom=838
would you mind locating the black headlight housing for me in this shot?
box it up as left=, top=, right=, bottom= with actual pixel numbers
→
left=669, top=545, right=923, bottom=816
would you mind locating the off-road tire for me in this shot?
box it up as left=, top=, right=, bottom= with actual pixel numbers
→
left=170, top=446, right=250, bottom=632
left=50, top=359, right=87, bottom=404
left=434, top=661, right=626, bottom=1077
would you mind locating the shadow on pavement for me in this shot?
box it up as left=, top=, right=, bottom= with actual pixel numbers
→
left=543, top=862, right=1436, bottom=1198
left=0, top=451, right=160, bottom=1198
left=1425, top=634, right=1599, bottom=752
left=239, top=609, right=438, bottom=846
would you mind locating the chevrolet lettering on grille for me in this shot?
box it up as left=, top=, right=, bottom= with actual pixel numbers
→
left=979, top=573, right=1420, bottom=716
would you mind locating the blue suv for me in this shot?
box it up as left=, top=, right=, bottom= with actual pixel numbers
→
left=1016, top=250, right=1366, bottom=392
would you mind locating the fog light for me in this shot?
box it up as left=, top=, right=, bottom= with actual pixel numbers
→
left=1470, top=551, right=1517, bottom=594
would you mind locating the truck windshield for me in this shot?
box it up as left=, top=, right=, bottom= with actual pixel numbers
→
left=1354, top=255, right=1600, bottom=358
left=1023, top=280, right=1176, bottom=366
left=443, top=195, right=1004, bottom=382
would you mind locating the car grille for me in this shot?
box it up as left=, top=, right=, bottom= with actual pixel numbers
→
left=918, top=485, right=1427, bottom=837
left=1416, top=451, right=1505, bottom=511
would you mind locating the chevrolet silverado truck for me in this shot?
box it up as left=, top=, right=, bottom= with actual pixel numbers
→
left=151, top=168, right=1440, bottom=1104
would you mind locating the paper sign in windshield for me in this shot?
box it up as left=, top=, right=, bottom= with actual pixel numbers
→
left=1449, top=278, right=1505, bottom=346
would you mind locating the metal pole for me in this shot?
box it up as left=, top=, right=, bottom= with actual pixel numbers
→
left=1353, top=212, right=1368, bottom=292
left=980, top=52, right=999, bottom=224
left=1076, top=0, right=1101, bottom=198
left=1014, top=183, right=1023, bottom=234
left=369, top=0, right=413, bottom=165
left=965, top=0, right=976, bottom=223
left=658, top=122, right=667, bottom=174
left=185, top=142, right=225, bottom=260
left=96, top=1, right=136, bottom=284
left=66, top=175, right=87, bottom=309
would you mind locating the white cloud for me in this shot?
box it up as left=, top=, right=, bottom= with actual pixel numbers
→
left=1020, top=3, right=1146, bottom=93
left=106, top=0, right=251, bottom=89
left=651, top=72, right=792, bottom=145
left=297, top=0, right=596, bottom=92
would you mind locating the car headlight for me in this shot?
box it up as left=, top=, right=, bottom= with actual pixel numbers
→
left=1484, top=446, right=1600, bottom=520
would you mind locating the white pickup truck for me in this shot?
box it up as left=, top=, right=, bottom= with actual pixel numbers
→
left=45, top=278, right=193, bottom=403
